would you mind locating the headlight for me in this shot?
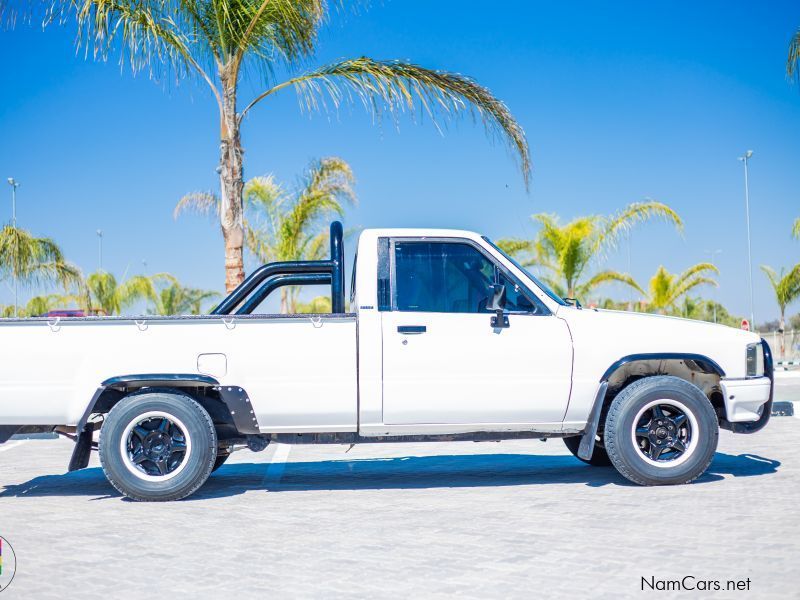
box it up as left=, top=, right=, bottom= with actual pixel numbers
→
left=746, top=342, right=764, bottom=377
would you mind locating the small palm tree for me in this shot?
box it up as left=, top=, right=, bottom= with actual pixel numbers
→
left=153, top=275, right=219, bottom=315
left=0, top=225, right=82, bottom=316
left=498, top=201, right=682, bottom=300
left=177, top=157, right=355, bottom=313
left=54, top=0, right=531, bottom=292
left=761, top=264, right=800, bottom=358
left=645, top=263, right=719, bottom=315
left=23, top=294, right=66, bottom=317
left=295, top=295, right=332, bottom=314
left=84, top=271, right=158, bottom=316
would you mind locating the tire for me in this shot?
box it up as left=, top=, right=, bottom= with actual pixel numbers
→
left=562, top=436, right=612, bottom=466
left=99, top=390, right=217, bottom=501
left=604, top=375, right=718, bottom=486
left=211, top=452, right=230, bottom=473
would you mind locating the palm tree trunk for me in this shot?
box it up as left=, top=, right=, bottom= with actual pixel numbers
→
left=779, top=310, right=786, bottom=359
left=219, top=77, right=245, bottom=293
left=280, top=288, right=288, bottom=314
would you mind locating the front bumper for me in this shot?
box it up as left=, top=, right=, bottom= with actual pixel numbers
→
left=721, top=338, right=774, bottom=434
left=721, top=377, right=772, bottom=422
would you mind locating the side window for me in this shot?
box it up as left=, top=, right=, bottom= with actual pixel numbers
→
left=394, top=242, right=495, bottom=313
left=499, top=272, right=540, bottom=313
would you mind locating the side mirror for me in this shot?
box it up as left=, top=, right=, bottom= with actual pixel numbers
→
left=488, top=284, right=509, bottom=328
left=488, top=283, right=507, bottom=311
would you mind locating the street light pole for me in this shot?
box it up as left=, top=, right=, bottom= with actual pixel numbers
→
left=738, top=150, right=755, bottom=329
left=97, top=230, right=103, bottom=272
left=7, top=178, right=20, bottom=317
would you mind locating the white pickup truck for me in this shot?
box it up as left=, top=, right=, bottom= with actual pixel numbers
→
left=0, top=222, right=773, bottom=501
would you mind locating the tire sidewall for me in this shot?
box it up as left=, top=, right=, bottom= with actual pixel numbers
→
left=100, top=392, right=217, bottom=501
left=605, top=377, right=718, bottom=485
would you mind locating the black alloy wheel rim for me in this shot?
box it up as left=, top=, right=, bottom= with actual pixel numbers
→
left=633, top=402, right=693, bottom=464
left=126, top=416, right=188, bottom=477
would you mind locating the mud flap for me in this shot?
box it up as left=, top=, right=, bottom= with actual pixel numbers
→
left=0, top=426, right=21, bottom=444
left=68, top=424, right=95, bottom=472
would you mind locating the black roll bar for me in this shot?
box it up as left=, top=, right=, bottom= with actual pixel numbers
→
left=211, top=221, right=346, bottom=315
left=235, top=273, right=332, bottom=315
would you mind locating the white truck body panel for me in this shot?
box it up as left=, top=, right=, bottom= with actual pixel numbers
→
left=380, top=310, right=572, bottom=425
left=0, top=316, right=357, bottom=431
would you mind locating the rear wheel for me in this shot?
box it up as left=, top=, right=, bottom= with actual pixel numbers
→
left=99, top=391, right=217, bottom=501
left=604, top=376, right=718, bottom=486
left=212, top=451, right=230, bottom=472
left=562, top=436, right=612, bottom=466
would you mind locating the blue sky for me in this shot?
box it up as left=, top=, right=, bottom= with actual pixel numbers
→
left=1, top=0, right=799, bottom=322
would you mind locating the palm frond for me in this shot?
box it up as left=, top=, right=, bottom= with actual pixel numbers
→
left=241, top=57, right=531, bottom=186
left=670, top=276, right=717, bottom=305
left=577, top=270, right=644, bottom=299
left=788, top=28, right=800, bottom=83
left=230, top=0, right=325, bottom=76
left=174, top=191, right=220, bottom=220
left=598, top=201, right=683, bottom=254
left=117, top=274, right=158, bottom=311
left=244, top=175, right=284, bottom=214
left=646, top=262, right=717, bottom=312
left=86, top=271, right=120, bottom=314
left=792, top=217, right=800, bottom=240
left=676, top=262, right=719, bottom=283
left=278, top=157, right=356, bottom=260
left=495, top=238, right=533, bottom=257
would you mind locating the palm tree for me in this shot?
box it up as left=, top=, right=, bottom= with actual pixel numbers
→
left=55, top=1, right=531, bottom=292
left=0, top=225, right=82, bottom=316
left=83, top=271, right=158, bottom=315
left=788, top=27, right=800, bottom=83
left=177, top=157, right=355, bottom=313
left=793, top=218, right=799, bottom=239
left=498, top=201, right=682, bottom=300
left=152, top=275, right=219, bottom=315
left=761, top=265, right=800, bottom=358
left=23, top=294, right=65, bottom=317
left=644, top=263, right=719, bottom=315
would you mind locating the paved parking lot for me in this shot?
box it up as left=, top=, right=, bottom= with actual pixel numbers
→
left=0, top=409, right=797, bottom=599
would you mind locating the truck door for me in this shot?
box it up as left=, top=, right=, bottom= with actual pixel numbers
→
left=380, top=239, right=573, bottom=425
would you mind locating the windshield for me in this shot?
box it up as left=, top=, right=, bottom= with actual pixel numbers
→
left=482, top=236, right=568, bottom=306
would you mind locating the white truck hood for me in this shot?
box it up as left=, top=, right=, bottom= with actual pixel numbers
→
left=556, top=306, right=761, bottom=380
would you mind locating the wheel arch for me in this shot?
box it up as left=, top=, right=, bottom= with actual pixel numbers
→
left=601, top=354, right=726, bottom=419
left=576, top=353, right=726, bottom=461
left=70, top=374, right=260, bottom=472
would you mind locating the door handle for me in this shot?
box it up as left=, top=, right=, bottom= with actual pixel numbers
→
left=397, top=325, right=427, bottom=334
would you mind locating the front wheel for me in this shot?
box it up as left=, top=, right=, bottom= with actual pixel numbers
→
left=604, top=376, right=718, bottom=486
left=99, top=391, right=217, bottom=501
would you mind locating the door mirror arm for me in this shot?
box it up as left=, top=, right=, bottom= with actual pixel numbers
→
left=488, top=284, right=509, bottom=328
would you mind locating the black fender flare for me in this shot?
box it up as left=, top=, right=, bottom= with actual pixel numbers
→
left=600, top=353, right=726, bottom=381
left=70, top=374, right=261, bottom=472
left=76, top=373, right=260, bottom=442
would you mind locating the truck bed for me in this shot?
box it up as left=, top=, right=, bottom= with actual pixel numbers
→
left=0, top=314, right=358, bottom=431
